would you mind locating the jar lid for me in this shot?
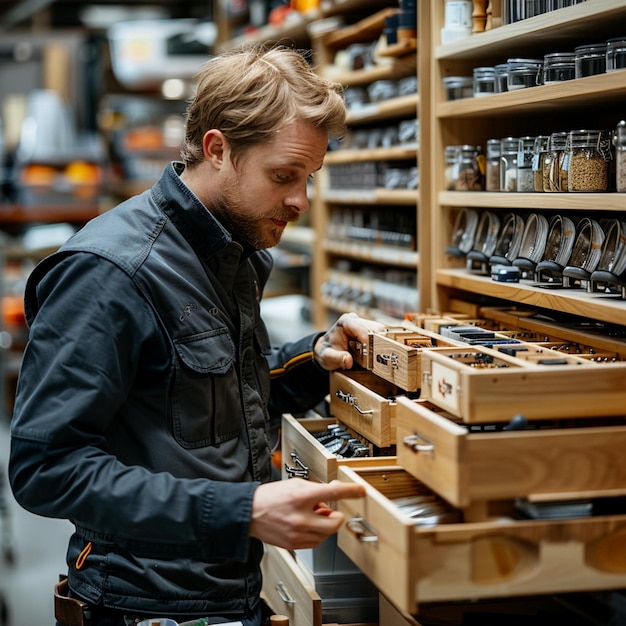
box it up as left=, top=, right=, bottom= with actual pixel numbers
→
left=442, top=76, right=473, bottom=86
left=574, top=43, right=608, bottom=53
left=507, top=57, right=542, bottom=66
left=544, top=52, right=576, bottom=61
left=473, top=66, right=495, bottom=76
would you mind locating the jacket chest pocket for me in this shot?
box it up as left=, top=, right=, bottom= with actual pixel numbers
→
left=171, top=328, right=241, bottom=448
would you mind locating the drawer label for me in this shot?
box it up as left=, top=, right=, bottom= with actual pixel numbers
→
left=431, top=361, right=459, bottom=412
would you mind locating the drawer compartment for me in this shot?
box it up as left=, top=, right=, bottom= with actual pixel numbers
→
left=261, top=543, right=321, bottom=626
left=330, top=370, right=400, bottom=448
left=419, top=345, right=626, bottom=422
left=281, top=414, right=395, bottom=484
left=395, top=396, right=626, bottom=507
left=336, top=464, right=626, bottom=616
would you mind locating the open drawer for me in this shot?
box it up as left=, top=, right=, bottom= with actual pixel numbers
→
left=281, top=414, right=395, bottom=483
left=419, top=345, right=626, bottom=422
left=395, top=396, right=626, bottom=508
left=336, top=464, right=626, bottom=616
left=329, top=370, right=401, bottom=448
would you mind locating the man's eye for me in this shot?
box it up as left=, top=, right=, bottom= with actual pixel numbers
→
left=274, top=172, right=291, bottom=182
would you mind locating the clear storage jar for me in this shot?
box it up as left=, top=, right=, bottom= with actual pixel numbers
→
left=614, top=120, right=626, bottom=194
left=542, top=131, right=568, bottom=192
left=500, top=137, right=518, bottom=192
left=543, top=52, right=576, bottom=84
left=507, top=58, right=543, bottom=90
left=516, top=136, right=536, bottom=192
left=607, top=37, right=626, bottom=72
left=494, top=63, right=509, bottom=92
left=532, top=135, right=550, bottom=192
left=473, top=67, right=496, bottom=97
left=575, top=43, right=607, bottom=78
left=485, top=138, right=501, bottom=191
left=455, top=144, right=484, bottom=190
left=444, top=145, right=460, bottom=190
left=566, top=129, right=612, bottom=192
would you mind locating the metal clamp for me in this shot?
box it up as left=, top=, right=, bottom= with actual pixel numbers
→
left=284, top=451, right=309, bottom=479
left=275, top=580, right=296, bottom=605
left=335, top=390, right=374, bottom=415
left=346, top=516, right=378, bottom=543
left=402, top=433, right=435, bottom=453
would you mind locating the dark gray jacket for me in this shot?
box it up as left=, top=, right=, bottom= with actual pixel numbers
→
left=9, top=162, right=329, bottom=617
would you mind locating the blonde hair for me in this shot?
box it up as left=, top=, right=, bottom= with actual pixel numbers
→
left=180, top=44, right=346, bottom=167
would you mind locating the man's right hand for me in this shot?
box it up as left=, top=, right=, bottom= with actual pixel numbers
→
left=249, top=478, right=366, bottom=550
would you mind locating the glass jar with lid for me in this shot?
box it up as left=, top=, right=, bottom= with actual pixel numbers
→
left=607, top=38, right=626, bottom=72
left=444, top=145, right=460, bottom=190
left=543, top=131, right=568, bottom=192
left=516, top=136, right=536, bottom=192
left=566, top=129, right=612, bottom=192
left=473, top=67, right=496, bottom=97
left=543, top=52, right=576, bottom=84
left=500, top=137, right=518, bottom=192
left=507, top=58, right=543, bottom=90
left=485, top=138, right=501, bottom=191
left=614, top=120, right=626, bottom=193
left=575, top=43, right=607, bottom=78
left=455, top=145, right=484, bottom=190
left=494, top=63, right=509, bottom=92
left=532, top=135, right=550, bottom=192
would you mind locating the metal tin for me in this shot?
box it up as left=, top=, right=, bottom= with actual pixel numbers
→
left=607, top=37, right=626, bottom=72
left=575, top=43, right=607, bottom=78
left=507, top=58, right=543, bottom=90
left=473, top=67, right=496, bottom=97
left=543, top=52, right=576, bottom=84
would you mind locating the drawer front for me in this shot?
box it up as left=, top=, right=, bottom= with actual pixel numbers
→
left=371, top=333, right=421, bottom=391
left=281, top=416, right=340, bottom=483
left=261, top=544, right=321, bottom=626
left=336, top=464, right=626, bottom=616
left=330, top=370, right=399, bottom=448
left=395, top=396, right=626, bottom=507
left=420, top=346, right=626, bottom=422
left=281, top=414, right=395, bottom=483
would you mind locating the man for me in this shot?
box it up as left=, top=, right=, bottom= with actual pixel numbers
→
left=9, top=45, right=382, bottom=626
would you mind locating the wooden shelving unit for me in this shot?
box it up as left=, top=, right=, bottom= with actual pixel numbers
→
left=429, top=0, right=626, bottom=334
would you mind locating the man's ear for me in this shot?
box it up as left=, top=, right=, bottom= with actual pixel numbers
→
left=203, top=129, right=227, bottom=168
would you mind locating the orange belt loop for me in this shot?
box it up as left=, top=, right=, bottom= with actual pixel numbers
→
left=75, top=542, right=92, bottom=570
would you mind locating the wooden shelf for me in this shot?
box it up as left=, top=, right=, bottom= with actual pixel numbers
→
left=439, top=192, right=626, bottom=212
left=347, top=93, right=418, bottom=124
left=324, top=239, right=418, bottom=266
left=326, top=144, right=418, bottom=164
left=436, top=268, right=626, bottom=327
left=323, top=188, right=417, bottom=205
left=437, top=71, right=626, bottom=119
left=435, top=0, right=626, bottom=61
left=322, top=56, right=417, bottom=87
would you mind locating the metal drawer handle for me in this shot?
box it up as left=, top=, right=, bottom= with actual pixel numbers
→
left=284, top=451, right=309, bottom=479
left=376, top=353, right=398, bottom=369
left=346, top=516, right=378, bottom=543
left=275, top=580, right=296, bottom=605
left=403, top=433, right=435, bottom=453
left=335, top=390, right=374, bottom=415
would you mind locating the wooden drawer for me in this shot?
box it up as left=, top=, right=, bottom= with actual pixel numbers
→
left=335, top=464, right=626, bottom=616
left=261, top=543, right=321, bottom=626
left=281, top=414, right=395, bottom=484
left=395, top=396, right=626, bottom=508
left=261, top=543, right=379, bottom=626
left=329, top=370, right=400, bottom=448
left=419, top=345, right=626, bottom=422
left=369, top=328, right=459, bottom=392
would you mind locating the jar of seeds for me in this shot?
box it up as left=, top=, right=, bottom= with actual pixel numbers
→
left=566, top=129, right=612, bottom=192
left=615, top=120, right=626, bottom=193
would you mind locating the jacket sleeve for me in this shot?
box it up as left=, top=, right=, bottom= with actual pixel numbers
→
left=9, top=253, right=255, bottom=562
left=266, top=333, right=331, bottom=418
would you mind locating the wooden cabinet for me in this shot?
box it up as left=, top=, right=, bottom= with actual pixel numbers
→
left=429, top=0, right=626, bottom=330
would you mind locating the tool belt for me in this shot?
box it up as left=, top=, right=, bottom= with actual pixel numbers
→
left=54, top=577, right=89, bottom=626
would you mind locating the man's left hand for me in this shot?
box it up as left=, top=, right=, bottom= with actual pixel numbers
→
left=314, top=312, right=385, bottom=371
